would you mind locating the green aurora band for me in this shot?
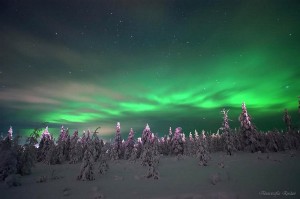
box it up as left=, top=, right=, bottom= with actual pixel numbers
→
left=0, top=1, right=299, bottom=139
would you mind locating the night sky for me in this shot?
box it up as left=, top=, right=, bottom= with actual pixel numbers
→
left=0, top=0, right=299, bottom=139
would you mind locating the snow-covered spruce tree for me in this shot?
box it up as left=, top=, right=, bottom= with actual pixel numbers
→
left=194, top=129, right=199, bottom=141
left=81, top=130, right=91, bottom=152
left=11, top=133, right=25, bottom=177
left=238, top=102, right=259, bottom=152
left=196, top=130, right=210, bottom=166
left=131, top=138, right=143, bottom=160
left=7, top=126, right=13, bottom=140
left=81, top=131, right=87, bottom=148
left=239, top=102, right=254, bottom=131
left=70, top=138, right=84, bottom=164
left=69, top=130, right=80, bottom=164
left=24, top=128, right=40, bottom=163
left=160, top=135, right=171, bottom=156
left=77, top=144, right=95, bottom=181
left=266, top=132, right=278, bottom=152
left=124, top=128, right=135, bottom=160
left=185, top=132, right=194, bottom=156
left=194, top=129, right=200, bottom=153
left=171, top=127, right=184, bottom=157
left=37, top=127, right=53, bottom=162
left=141, top=124, right=154, bottom=165
left=65, top=130, right=71, bottom=161
left=3, top=129, right=35, bottom=177
left=216, top=131, right=223, bottom=152
left=111, top=122, right=123, bottom=160
left=283, top=109, right=292, bottom=132
left=56, top=126, right=70, bottom=164
left=44, top=138, right=57, bottom=165
left=98, top=146, right=109, bottom=175
left=256, top=130, right=267, bottom=153
left=91, top=131, right=103, bottom=162
left=142, top=133, right=160, bottom=179
left=141, top=139, right=153, bottom=166
left=169, top=126, right=173, bottom=140
left=181, top=132, right=187, bottom=155
left=0, top=127, right=17, bottom=181
left=142, top=123, right=152, bottom=145
left=19, top=134, right=38, bottom=175
left=129, top=144, right=139, bottom=162
left=220, top=109, right=234, bottom=156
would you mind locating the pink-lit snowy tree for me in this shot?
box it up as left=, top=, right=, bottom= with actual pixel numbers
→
left=220, top=108, right=234, bottom=155
left=124, top=128, right=135, bottom=160
left=111, top=122, right=123, bottom=160
left=171, top=127, right=184, bottom=156
left=238, top=102, right=259, bottom=152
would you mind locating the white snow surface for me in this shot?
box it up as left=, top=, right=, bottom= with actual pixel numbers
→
left=1, top=151, right=299, bottom=199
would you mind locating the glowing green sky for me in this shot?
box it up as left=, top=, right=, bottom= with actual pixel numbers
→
left=0, top=0, right=299, bottom=138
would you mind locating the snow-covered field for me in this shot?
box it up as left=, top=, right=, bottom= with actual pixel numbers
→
left=1, top=151, right=299, bottom=199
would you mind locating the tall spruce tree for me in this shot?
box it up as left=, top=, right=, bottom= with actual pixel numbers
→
left=77, top=144, right=95, bottom=181
left=220, top=109, right=234, bottom=155
left=124, top=128, right=135, bottom=160
left=111, top=122, right=123, bottom=160
left=171, top=127, right=184, bottom=156
left=238, top=102, right=258, bottom=152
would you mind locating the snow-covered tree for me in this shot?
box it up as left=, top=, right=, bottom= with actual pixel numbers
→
left=19, top=136, right=36, bottom=175
left=56, top=126, right=71, bottom=163
left=124, top=128, right=135, bottom=160
left=69, top=138, right=84, bottom=164
left=220, top=109, right=234, bottom=155
left=69, top=130, right=80, bottom=164
left=171, top=127, right=184, bottom=156
left=77, top=145, right=95, bottom=181
left=239, top=102, right=258, bottom=152
left=194, top=129, right=199, bottom=141
left=98, top=146, right=109, bottom=175
left=159, top=133, right=172, bottom=156
left=91, top=131, right=103, bottom=162
left=169, top=127, right=173, bottom=140
left=184, top=132, right=194, bottom=156
left=7, top=126, right=13, bottom=140
left=143, top=136, right=160, bottom=179
left=239, top=102, right=255, bottom=131
left=221, top=109, right=230, bottom=132
left=129, top=144, right=138, bottom=162
left=44, top=139, right=57, bottom=165
left=131, top=138, right=143, bottom=160
left=141, top=124, right=160, bottom=168
left=142, top=123, right=152, bottom=145
left=0, top=127, right=17, bottom=181
left=37, top=127, right=53, bottom=162
left=111, top=122, right=123, bottom=160
left=196, top=130, right=210, bottom=166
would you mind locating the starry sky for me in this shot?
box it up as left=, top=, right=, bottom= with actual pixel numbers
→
left=0, top=0, right=299, bottom=139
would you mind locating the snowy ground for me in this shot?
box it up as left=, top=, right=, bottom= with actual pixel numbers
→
left=1, top=151, right=299, bottom=199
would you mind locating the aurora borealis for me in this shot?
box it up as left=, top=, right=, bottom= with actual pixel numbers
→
left=0, top=0, right=299, bottom=138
